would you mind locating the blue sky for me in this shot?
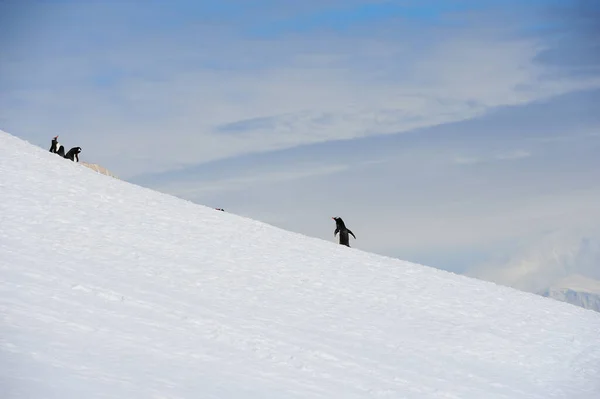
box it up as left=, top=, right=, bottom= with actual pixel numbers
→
left=2, top=0, right=600, bottom=293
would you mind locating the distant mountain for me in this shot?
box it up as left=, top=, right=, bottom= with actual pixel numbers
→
left=539, top=274, right=600, bottom=312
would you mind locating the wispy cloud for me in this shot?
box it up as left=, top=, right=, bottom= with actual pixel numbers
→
left=496, top=150, right=531, bottom=160
left=141, top=155, right=392, bottom=198
left=453, top=150, right=531, bottom=165
left=159, top=163, right=352, bottom=197
left=468, top=229, right=600, bottom=293
left=2, top=1, right=599, bottom=178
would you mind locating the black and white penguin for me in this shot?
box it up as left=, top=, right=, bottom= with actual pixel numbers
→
left=64, top=146, right=82, bottom=162
left=332, top=217, right=356, bottom=247
left=49, top=136, right=65, bottom=157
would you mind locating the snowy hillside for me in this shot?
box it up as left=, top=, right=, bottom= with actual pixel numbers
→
left=1, top=130, right=600, bottom=399
left=540, top=275, right=600, bottom=313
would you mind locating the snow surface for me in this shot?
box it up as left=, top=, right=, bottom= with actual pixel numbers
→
left=1, top=129, right=600, bottom=399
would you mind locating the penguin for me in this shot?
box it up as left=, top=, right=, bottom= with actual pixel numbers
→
left=215, top=208, right=225, bottom=212
left=332, top=217, right=356, bottom=247
left=64, top=146, right=82, bottom=162
left=49, top=136, right=65, bottom=157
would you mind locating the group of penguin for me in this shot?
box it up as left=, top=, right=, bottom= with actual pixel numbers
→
left=49, top=135, right=357, bottom=247
left=49, top=135, right=82, bottom=162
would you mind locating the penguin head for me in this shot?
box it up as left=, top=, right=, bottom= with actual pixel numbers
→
left=332, top=217, right=345, bottom=228
left=74, top=147, right=82, bottom=154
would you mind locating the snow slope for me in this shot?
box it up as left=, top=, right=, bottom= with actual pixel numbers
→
left=540, top=275, right=600, bottom=312
left=1, top=130, right=600, bottom=399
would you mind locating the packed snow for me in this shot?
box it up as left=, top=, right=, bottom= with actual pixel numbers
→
left=1, top=129, right=600, bottom=399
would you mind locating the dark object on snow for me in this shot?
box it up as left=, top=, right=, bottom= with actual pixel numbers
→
left=332, top=217, right=356, bottom=247
left=215, top=208, right=225, bottom=211
left=64, top=146, right=82, bottom=162
left=49, top=136, right=65, bottom=157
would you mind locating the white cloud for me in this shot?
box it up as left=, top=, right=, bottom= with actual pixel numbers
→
left=143, top=156, right=392, bottom=198
left=495, top=150, right=531, bottom=160
left=452, top=150, right=531, bottom=165
left=467, top=229, right=600, bottom=293
left=453, top=156, right=482, bottom=165
left=357, top=188, right=600, bottom=254
left=159, top=163, right=352, bottom=197
left=3, top=16, right=600, bottom=178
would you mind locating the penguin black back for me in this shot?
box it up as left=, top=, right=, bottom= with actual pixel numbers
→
left=332, top=216, right=356, bottom=247
left=64, top=146, right=82, bottom=162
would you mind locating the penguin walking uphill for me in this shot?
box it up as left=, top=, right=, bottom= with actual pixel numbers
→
left=332, top=217, right=356, bottom=247
left=49, top=135, right=65, bottom=157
